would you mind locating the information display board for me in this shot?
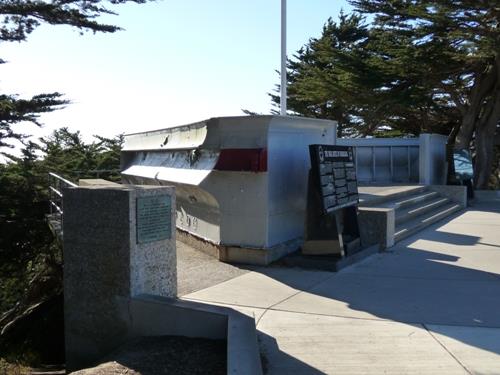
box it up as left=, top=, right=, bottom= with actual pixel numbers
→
left=136, top=195, right=172, bottom=244
left=309, top=145, right=359, bottom=213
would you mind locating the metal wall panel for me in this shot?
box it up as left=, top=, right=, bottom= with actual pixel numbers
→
left=356, top=147, right=374, bottom=182
left=393, top=146, right=409, bottom=182
left=122, top=115, right=337, bottom=249
left=409, top=146, right=420, bottom=182
left=267, top=116, right=336, bottom=247
left=337, top=138, right=420, bottom=184
left=373, top=147, right=391, bottom=182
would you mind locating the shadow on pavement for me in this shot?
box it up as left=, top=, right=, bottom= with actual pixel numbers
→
left=256, top=206, right=500, bottom=359
left=258, top=331, right=325, bottom=375
left=414, top=230, right=481, bottom=246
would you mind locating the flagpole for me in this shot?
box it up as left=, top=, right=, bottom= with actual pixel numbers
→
left=280, top=0, right=287, bottom=116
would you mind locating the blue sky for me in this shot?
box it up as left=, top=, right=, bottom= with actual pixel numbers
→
left=1, top=0, right=350, bottom=149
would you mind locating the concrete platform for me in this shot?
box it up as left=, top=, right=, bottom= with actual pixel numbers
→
left=176, top=241, right=254, bottom=296
left=182, top=201, right=500, bottom=374
left=184, top=268, right=334, bottom=309
left=358, top=184, right=424, bottom=205
left=258, top=311, right=470, bottom=374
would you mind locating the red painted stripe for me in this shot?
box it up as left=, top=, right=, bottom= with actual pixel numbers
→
left=214, top=148, right=268, bottom=172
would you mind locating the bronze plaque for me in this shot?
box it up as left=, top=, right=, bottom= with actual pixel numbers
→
left=136, top=195, right=171, bottom=244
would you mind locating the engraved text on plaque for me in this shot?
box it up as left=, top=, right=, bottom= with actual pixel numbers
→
left=136, top=195, right=171, bottom=244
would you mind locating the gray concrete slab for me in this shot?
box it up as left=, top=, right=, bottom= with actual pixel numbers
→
left=347, top=247, right=500, bottom=281
left=180, top=200, right=500, bottom=374
left=274, top=272, right=500, bottom=326
left=176, top=241, right=254, bottom=296
left=180, top=299, right=267, bottom=323
left=342, top=206, right=500, bottom=280
left=183, top=268, right=334, bottom=309
left=358, top=184, right=424, bottom=205
left=258, top=310, right=468, bottom=375
left=428, top=325, right=500, bottom=375
left=261, top=202, right=498, bottom=327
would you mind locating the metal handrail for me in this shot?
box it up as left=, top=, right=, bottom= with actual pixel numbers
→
left=48, top=172, right=78, bottom=188
left=50, top=201, right=63, bottom=215
left=49, top=186, right=63, bottom=197
left=48, top=172, right=77, bottom=220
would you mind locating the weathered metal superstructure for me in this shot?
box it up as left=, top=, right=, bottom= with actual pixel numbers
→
left=121, top=116, right=336, bottom=259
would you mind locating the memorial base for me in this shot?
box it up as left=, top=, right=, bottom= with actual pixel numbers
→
left=63, top=185, right=176, bottom=371
left=302, top=169, right=361, bottom=258
left=302, top=239, right=343, bottom=256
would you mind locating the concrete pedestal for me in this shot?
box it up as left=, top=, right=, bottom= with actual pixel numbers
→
left=63, top=185, right=176, bottom=370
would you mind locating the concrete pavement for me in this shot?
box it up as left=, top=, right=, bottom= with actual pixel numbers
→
left=176, top=240, right=254, bottom=296
left=182, top=202, right=500, bottom=374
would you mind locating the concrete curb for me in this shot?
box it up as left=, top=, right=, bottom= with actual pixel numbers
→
left=177, top=228, right=301, bottom=266
left=130, top=295, right=263, bottom=375
left=335, top=244, right=380, bottom=271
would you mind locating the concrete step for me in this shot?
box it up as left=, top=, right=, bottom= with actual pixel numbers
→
left=395, top=196, right=450, bottom=225
left=359, top=185, right=428, bottom=207
left=391, top=190, right=440, bottom=210
left=366, top=190, right=440, bottom=210
left=394, top=202, right=463, bottom=243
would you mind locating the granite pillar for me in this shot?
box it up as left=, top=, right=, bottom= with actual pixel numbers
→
left=358, top=207, right=395, bottom=250
left=63, top=185, right=176, bottom=370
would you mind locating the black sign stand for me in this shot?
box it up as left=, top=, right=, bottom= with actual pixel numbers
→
left=303, top=145, right=361, bottom=257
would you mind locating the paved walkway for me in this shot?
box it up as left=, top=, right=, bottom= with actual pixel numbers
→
left=176, top=241, right=254, bottom=296
left=181, top=201, right=500, bottom=374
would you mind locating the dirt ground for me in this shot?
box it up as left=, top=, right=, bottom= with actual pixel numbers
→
left=72, top=336, right=226, bottom=375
